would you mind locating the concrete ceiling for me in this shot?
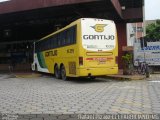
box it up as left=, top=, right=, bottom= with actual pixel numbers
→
left=0, top=0, right=143, bottom=42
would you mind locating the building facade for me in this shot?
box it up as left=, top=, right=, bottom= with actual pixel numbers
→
left=127, top=20, right=157, bottom=46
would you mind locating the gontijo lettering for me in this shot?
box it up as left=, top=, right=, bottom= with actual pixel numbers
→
left=83, top=35, right=115, bottom=40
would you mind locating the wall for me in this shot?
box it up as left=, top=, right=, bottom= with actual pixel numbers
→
left=127, top=23, right=135, bottom=46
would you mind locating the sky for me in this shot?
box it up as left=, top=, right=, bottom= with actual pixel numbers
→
left=0, top=0, right=10, bottom=2
left=145, top=0, right=160, bottom=20
left=0, top=0, right=160, bottom=20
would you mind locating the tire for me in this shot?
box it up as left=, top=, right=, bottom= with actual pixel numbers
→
left=54, top=65, right=61, bottom=79
left=61, top=65, right=67, bottom=80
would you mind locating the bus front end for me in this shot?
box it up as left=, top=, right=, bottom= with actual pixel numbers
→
left=77, top=18, right=118, bottom=77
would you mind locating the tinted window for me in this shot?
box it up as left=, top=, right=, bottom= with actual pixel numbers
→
left=35, top=25, right=77, bottom=52
left=66, top=26, right=76, bottom=45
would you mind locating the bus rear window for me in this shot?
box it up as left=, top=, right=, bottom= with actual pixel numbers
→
left=81, top=19, right=116, bottom=51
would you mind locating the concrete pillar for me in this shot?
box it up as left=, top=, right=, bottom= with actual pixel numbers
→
left=116, top=23, right=127, bottom=69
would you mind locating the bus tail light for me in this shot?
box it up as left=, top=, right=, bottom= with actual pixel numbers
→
left=116, top=56, right=118, bottom=64
left=79, top=57, right=83, bottom=66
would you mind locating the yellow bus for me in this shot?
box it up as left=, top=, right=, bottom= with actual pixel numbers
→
left=32, top=18, right=118, bottom=80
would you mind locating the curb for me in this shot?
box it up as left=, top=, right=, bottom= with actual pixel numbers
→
left=104, top=75, right=146, bottom=80
left=14, top=73, right=42, bottom=78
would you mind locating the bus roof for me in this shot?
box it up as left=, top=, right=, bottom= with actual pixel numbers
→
left=36, top=18, right=114, bottom=42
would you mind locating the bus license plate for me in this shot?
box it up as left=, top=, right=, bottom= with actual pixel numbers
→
left=98, top=58, right=107, bottom=64
left=99, top=60, right=106, bottom=64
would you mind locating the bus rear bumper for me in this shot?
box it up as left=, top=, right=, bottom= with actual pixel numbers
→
left=77, top=67, right=118, bottom=77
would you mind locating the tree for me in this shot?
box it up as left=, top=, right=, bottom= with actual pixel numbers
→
left=146, top=20, right=160, bottom=39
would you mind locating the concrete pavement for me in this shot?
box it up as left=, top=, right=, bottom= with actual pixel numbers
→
left=0, top=73, right=160, bottom=120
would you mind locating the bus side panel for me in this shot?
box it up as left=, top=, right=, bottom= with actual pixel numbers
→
left=57, top=45, right=78, bottom=77
left=43, top=46, right=79, bottom=76
left=33, top=52, right=49, bottom=73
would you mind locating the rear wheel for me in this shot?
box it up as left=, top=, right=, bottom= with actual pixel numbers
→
left=61, top=65, right=67, bottom=80
left=54, top=65, right=61, bottom=79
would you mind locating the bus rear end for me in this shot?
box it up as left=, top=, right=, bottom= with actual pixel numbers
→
left=78, top=18, right=118, bottom=77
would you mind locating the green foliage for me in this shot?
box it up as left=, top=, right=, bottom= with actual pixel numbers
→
left=122, top=53, right=133, bottom=75
left=146, top=20, right=160, bottom=39
left=122, top=53, right=132, bottom=64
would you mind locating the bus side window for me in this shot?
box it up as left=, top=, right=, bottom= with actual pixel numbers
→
left=60, top=31, right=67, bottom=46
left=48, top=38, right=51, bottom=50
left=66, top=26, right=76, bottom=45
left=66, top=29, right=71, bottom=44
left=56, top=34, right=60, bottom=47
left=55, top=35, right=59, bottom=48
left=71, top=26, right=76, bottom=44
left=50, top=37, right=54, bottom=49
left=59, top=33, right=62, bottom=46
left=64, top=31, right=67, bottom=45
left=51, top=35, right=57, bottom=49
left=53, top=36, right=56, bottom=49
